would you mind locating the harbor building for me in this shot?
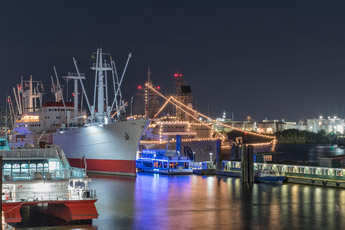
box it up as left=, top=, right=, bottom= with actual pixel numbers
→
left=256, top=120, right=303, bottom=134
left=307, top=116, right=344, bottom=134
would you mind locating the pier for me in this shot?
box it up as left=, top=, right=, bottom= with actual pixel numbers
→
left=219, top=160, right=345, bottom=188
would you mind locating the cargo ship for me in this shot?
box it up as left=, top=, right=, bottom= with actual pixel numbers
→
left=9, top=48, right=148, bottom=176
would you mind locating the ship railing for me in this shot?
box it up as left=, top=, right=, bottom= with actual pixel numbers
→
left=2, top=189, right=97, bottom=203
left=3, top=168, right=86, bottom=181
left=0, top=148, right=58, bottom=159
left=190, top=162, right=202, bottom=169
left=221, top=160, right=345, bottom=181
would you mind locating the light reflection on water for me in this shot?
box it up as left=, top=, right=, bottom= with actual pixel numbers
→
left=276, top=144, right=345, bottom=162
left=13, top=173, right=345, bottom=230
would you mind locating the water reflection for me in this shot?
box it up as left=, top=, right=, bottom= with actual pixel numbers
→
left=276, top=144, right=345, bottom=162
left=12, top=173, right=345, bottom=229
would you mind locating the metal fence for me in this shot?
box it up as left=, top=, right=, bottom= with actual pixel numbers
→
left=222, top=160, right=345, bottom=181
left=0, top=148, right=58, bottom=159
left=2, top=189, right=97, bottom=203
left=3, top=168, right=86, bottom=181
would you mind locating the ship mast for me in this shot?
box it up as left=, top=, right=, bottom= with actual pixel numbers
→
left=72, top=48, right=131, bottom=124
left=21, top=76, right=43, bottom=114
left=90, top=48, right=112, bottom=123
left=62, top=72, right=86, bottom=118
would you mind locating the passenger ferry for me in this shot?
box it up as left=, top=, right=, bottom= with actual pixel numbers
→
left=0, top=137, right=98, bottom=225
left=136, top=149, right=193, bottom=175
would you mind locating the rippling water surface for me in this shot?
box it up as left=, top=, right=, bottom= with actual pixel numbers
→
left=13, top=144, right=345, bottom=230
left=13, top=173, right=345, bottom=230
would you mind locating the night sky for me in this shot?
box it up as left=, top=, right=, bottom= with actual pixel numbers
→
left=1, top=1, right=345, bottom=122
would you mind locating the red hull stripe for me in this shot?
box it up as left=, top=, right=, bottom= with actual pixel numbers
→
left=68, top=158, right=136, bottom=175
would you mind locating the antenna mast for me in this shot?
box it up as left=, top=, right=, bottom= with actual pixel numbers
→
left=62, top=72, right=86, bottom=118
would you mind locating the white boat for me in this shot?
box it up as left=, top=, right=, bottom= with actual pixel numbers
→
left=254, top=170, right=286, bottom=183
left=0, top=137, right=98, bottom=224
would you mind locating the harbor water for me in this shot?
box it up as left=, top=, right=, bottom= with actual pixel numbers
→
left=12, top=144, right=345, bottom=229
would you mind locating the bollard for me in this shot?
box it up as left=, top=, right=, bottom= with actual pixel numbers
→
left=241, top=145, right=254, bottom=184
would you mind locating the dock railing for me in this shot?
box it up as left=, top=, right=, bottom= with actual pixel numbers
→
left=222, top=161, right=345, bottom=181
left=2, top=188, right=97, bottom=203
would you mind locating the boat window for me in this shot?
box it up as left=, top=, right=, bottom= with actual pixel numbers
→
left=164, top=162, right=168, bottom=168
left=178, top=162, right=189, bottom=169
left=169, top=162, right=178, bottom=169
left=12, top=164, right=20, bottom=173
left=153, top=161, right=163, bottom=168
left=143, top=161, right=152, bottom=168
left=30, top=164, right=37, bottom=171
left=21, top=164, right=28, bottom=173
left=0, top=141, right=6, bottom=147
left=37, top=163, right=43, bottom=171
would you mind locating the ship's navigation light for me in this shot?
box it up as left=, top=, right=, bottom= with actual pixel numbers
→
left=156, top=86, right=161, bottom=89
left=179, top=74, right=183, bottom=77
left=174, top=73, right=178, bottom=77
left=7, top=98, right=10, bottom=103
left=72, top=93, right=75, bottom=97
left=137, top=85, right=143, bottom=89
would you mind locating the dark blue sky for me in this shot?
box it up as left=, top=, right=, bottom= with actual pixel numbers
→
left=1, top=1, right=345, bottom=121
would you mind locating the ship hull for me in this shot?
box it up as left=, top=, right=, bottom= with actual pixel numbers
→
left=52, top=119, right=148, bottom=176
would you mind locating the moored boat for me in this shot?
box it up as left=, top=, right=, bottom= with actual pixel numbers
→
left=0, top=137, right=98, bottom=225
left=254, top=169, right=286, bottom=183
left=136, top=149, right=193, bottom=175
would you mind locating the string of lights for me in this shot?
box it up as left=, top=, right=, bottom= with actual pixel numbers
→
left=144, top=83, right=276, bottom=150
left=147, top=83, right=275, bottom=140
